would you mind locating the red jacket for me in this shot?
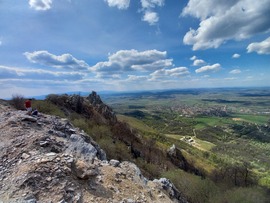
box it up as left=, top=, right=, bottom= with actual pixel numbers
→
left=25, top=100, right=31, bottom=108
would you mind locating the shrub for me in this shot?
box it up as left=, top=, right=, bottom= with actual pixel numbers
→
left=32, top=100, right=65, bottom=117
left=210, top=187, right=269, bottom=203
left=11, top=94, right=25, bottom=110
left=162, top=169, right=219, bottom=203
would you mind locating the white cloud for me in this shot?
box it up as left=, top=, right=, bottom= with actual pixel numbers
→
left=195, top=63, right=221, bottom=73
left=181, top=0, right=270, bottom=50
left=229, top=69, right=241, bottom=74
left=151, top=67, right=190, bottom=79
left=142, top=11, right=159, bottom=25
left=92, top=49, right=173, bottom=74
left=247, top=37, right=270, bottom=55
left=29, top=0, right=52, bottom=11
left=131, top=59, right=173, bottom=71
left=127, top=75, right=149, bottom=81
left=246, top=76, right=254, bottom=80
left=24, top=50, right=89, bottom=70
left=141, top=0, right=164, bottom=9
left=0, top=65, right=85, bottom=81
left=190, top=55, right=197, bottom=61
left=140, top=0, right=165, bottom=25
left=232, top=53, right=241, bottom=58
left=104, top=0, right=130, bottom=10
left=225, top=77, right=237, bottom=80
left=193, top=59, right=205, bottom=66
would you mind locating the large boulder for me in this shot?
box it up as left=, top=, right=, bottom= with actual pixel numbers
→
left=66, top=134, right=97, bottom=163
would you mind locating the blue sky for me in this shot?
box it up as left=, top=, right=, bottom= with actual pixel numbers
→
left=0, top=0, right=270, bottom=98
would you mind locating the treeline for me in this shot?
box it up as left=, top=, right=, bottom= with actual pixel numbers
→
left=231, top=123, right=270, bottom=142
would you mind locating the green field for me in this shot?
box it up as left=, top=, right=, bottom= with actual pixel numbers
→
left=28, top=88, right=270, bottom=201
left=103, top=87, right=270, bottom=190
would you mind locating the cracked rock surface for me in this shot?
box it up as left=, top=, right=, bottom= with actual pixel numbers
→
left=0, top=102, right=187, bottom=203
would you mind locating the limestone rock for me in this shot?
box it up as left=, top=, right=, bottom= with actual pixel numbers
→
left=67, top=134, right=97, bottom=162
left=71, top=160, right=98, bottom=179
left=109, top=159, right=120, bottom=167
left=21, top=115, right=37, bottom=122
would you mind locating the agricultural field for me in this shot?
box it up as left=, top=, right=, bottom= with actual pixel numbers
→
left=103, top=87, right=270, bottom=188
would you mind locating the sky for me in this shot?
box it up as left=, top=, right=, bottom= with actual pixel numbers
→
left=0, top=0, right=270, bottom=98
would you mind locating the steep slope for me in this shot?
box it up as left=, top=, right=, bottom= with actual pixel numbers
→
left=0, top=101, right=187, bottom=202
left=44, top=92, right=203, bottom=179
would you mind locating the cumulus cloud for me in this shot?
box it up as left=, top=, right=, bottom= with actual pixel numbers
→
left=92, top=49, right=173, bottom=74
left=229, top=69, right=241, bottom=74
left=193, top=59, right=205, bottom=66
left=247, top=37, right=270, bottom=55
left=141, top=0, right=164, bottom=9
left=150, top=67, right=190, bottom=79
left=104, top=0, right=130, bottom=10
left=195, top=63, right=221, bottom=73
left=95, top=72, right=122, bottom=79
left=29, top=0, right=52, bottom=11
left=140, top=0, right=165, bottom=25
left=0, top=65, right=85, bottom=81
left=24, top=51, right=89, bottom=70
left=232, top=53, right=241, bottom=58
left=142, top=11, right=159, bottom=25
left=190, top=55, right=197, bottom=61
left=181, top=0, right=270, bottom=50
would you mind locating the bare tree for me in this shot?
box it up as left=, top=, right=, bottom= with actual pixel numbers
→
left=11, top=94, right=25, bottom=110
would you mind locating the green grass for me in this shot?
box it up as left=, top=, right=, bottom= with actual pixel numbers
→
left=117, top=114, right=157, bottom=134
left=193, top=116, right=233, bottom=129
left=32, top=100, right=66, bottom=117
left=231, top=113, right=269, bottom=125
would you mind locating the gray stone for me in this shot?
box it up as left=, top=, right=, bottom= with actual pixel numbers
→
left=72, top=160, right=99, bottom=179
left=21, top=115, right=37, bottom=122
left=167, top=144, right=176, bottom=156
left=40, top=141, right=49, bottom=147
left=25, top=199, right=37, bottom=203
left=153, top=178, right=188, bottom=203
left=109, top=159, right=120, bottom=167
left=45, top=152, right=56, bottom=156
left=21, top=153, right=30, bottom=159
left=55, top=131, right=66, bottom=138
left=67, top=134, right=97, bottom=162
left=57, top=200, right=66, bottom=203
left=48, top=130, right=54, bottom=134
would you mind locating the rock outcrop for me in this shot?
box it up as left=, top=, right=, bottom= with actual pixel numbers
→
left=46, top=91, right=117, bottom=124
left=0, top=103, right=187, bottom=203
left=86, top=91, right=117, bottom=124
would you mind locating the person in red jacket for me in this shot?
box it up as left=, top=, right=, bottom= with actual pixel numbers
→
left=24, top=99, right=32, bottom=115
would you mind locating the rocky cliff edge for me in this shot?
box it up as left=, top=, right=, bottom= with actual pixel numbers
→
left=0, top=101, right=187, bottom=203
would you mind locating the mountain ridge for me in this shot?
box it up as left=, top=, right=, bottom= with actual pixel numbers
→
left=0, top=95, right=187, bottom=203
